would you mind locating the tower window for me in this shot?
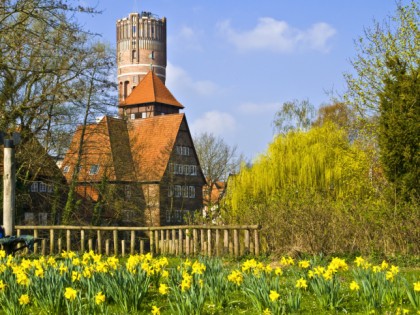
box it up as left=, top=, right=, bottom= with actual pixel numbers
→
left=132, top=50, right=136, bottom=59
left=132, top=25, right=136, bottom=33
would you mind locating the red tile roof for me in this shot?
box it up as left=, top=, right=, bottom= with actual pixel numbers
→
left=128, top=114, right=185, bottom=182
left=62, top=114, right=186, bottom=184
left=120, top=71, right=184, bottom=108
left=62, top=117, right=134, bottom=182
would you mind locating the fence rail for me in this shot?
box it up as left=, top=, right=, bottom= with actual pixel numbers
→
left=13, top=225, right=261, bottom=257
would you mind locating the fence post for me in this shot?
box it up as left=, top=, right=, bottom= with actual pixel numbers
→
left=80, top=230, right=85, bottom=253
left=244, top=229, right=250, bottom=255
left=97, top=230, right=102, bottom=254
left=215, top=229, right=220, bottom=256
left=33, top=229, right=38, bottom=254
left=178, top=228, right=183, bottom=255
left=207, top=229, right=212, bottom=256
left=130, top=230, right=135, bottom=255
left=113, top=230, right=118, bottom=255
left=254, top=228, right=260, bottom=256
left=50, top=229, right=55, bottom=255
left=185, top=229, right=190, bottom=255
left=149, top=231, right=154, bottom=254
left=66, top=229, right=71, bottom=251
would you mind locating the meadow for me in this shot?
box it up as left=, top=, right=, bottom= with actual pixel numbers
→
left=0, top=250, right=419, bottom=314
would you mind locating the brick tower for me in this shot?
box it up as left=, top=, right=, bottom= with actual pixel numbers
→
left=116, top=11, right=167, bottom=103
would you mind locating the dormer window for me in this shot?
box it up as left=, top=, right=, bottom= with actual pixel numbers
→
left=89, top=165, right=100, bottom=175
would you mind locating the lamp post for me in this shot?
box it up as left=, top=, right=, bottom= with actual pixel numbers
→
left=2, top=132, right=20, bottom=236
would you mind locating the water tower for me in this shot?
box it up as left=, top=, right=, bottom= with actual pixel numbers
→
left=116, top=11, right=167, bottom=103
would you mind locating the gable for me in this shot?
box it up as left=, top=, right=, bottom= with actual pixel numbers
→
left=128, top=114, right=184, bottom=182
left=61, top=118, right=117, bottom=182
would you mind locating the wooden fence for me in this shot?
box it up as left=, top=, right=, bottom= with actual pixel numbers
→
left=14, top=225, right=261, bottom=257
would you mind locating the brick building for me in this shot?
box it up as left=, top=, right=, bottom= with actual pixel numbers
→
left=61, top=71, right=206, bottom=226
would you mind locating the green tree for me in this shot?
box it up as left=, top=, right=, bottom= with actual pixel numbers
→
left=378, top=56, right=419, bottom=200
left=273, top=99, right=315, bottom=134
left=344, top=0, right=420, bottom=117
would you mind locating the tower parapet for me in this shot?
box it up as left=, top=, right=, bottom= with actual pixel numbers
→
left=116, top=11, right=167, bottom=103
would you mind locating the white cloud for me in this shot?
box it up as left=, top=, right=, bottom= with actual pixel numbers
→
left=169, top=25, right=203, bottom=51
left=166, top=62, right=219, bottom=96
left=217, top=18, right=336, bottom=53
left=190, top=111, right=237, bottom=136
left=238, top=102, right=280, bottom=115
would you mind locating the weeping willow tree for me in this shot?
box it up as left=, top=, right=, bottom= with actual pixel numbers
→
left=225, top=122, right=376, bottom=216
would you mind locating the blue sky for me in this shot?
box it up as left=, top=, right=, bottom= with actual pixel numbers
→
left=77, top=0, right=401, bottom=160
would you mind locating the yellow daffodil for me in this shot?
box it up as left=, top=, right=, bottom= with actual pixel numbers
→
left=295, top=278, right=308, bottom=289
left=350, top=280, right=360, bottom=291
left=269, top=290, right=280, bottom=302
left=18, top=294, right=30, bottom=305
left=16, top=272, right=30, bottom=286
left=354, top=256, right=365, bottom=267
left=386, top=271, right=394, bottom=281
left=372, top=265, right=381, bottom=273
left=0, top=280, right=6, bottom=291
left=413, top=281, right=420, bottom=292
left=192, top=261, right=206, bottom=275
left=227, top=270, right=243, bottom=286
left=390, top=265, right=399, bottom=275
left=151, top=305, right=161, bottom=315
left=298, top=260, right=310, bottom=269
left=64, top=287, right=77, bottom=301
left=0, top=250, right=6, bottom=258
left=274, top=267, right=283, bottom=276
left=262, top=308, right=272, bottom=315
left=71, top=271, right=81, bottom=282
left=95, top=291, right=106, bottom=305
left=35, top=267, right=44, bottom=278
left=158, top=283, right=169, bottom=295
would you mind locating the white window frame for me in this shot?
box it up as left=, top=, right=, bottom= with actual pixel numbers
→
left=38, top=213, right=48, bottom=225
left=182, top=186, right=189, bottom=198
left=125, top=185, right=132, bottom=199
left=47, top=185, right=54, bottom=193
left=189, top=186, right=195, bottom=198
left=174, top=185, right=182, bottom=197
left=130, top=113, right=135, bottom=120
left=63, top=165, right=70, bottom=173
left=166, top=210, right=172, bottom=223
left=141, top=112, right=147, bottom=118
left=89, top=164, right=100, bottom=175
left=168, top=186, right=174, bottom=197
left=30, top=182, right=38, bottom=192
left=25, top=212, right=35, bottom=223
left=39, top=182, right=47, bottom=192
left=191, top=165, right=197, bottom=176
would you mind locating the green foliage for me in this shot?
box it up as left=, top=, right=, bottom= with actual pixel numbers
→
left=344, top=0, right=420, bottom=116
left=378, top=56, right=420, bottom=201
left=225, top=122, right=374, bottom=214
left=222, top=121, right=419, bottom=255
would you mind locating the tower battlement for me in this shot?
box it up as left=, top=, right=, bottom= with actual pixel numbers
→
left=116, top=11, right=167, bottom=103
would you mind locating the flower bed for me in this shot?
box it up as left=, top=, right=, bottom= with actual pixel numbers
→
left=0, top=250, right=418, bottom=314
